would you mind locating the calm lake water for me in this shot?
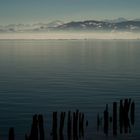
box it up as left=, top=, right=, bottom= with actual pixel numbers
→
left=0, top=39, right=140, bottom=140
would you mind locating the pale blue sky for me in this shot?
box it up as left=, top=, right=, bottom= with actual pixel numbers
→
left=0, top=0, right=140, bottom=24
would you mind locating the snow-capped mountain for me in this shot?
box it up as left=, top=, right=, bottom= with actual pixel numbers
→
left=0, top=19, right=140, bottom=32
left=54, top=20, right=140, bottom=31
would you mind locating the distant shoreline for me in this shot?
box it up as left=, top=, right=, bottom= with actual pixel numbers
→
left=0, top=38, right=140, bottom=40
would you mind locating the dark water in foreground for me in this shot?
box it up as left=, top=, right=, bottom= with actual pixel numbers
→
left=0, top=39, right=140, bottom=140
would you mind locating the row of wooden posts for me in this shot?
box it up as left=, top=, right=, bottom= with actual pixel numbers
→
left=97, top=98, right=135, bottom=136
left=8, top=110, right=87, bottom=140
left=8, top=98, right=135, bottom=140
left=52, top=110, right=86, bottom=140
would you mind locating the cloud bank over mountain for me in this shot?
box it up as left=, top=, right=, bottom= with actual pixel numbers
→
left=0, top=18, right=140, bottom=33
left=0, top=18, right=140, bottom=40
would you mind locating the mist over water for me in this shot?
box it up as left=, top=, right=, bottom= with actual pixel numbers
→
left=0, top=31, right=140, bottom=40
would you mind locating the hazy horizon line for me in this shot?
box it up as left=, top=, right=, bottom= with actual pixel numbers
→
left=0, top=32, right=140, bottom=40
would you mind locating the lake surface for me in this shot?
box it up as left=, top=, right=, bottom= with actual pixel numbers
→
left=0, top=39, right=140, bottom=140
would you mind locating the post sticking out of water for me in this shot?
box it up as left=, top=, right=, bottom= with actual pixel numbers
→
left=76, top=110, right=79, bottom=135
left=79, top=112, right=85, bottom=138
left=119, top=99, right=124, bottom=134
left=9, top=127, right=15, bottom=140
left=73, top=110, right=80, bottom=140
left=113, top=102, right=117, bottom=136
left=67, top=111, right=72, bottom=140
left=59, top=112, right=66, bottom=136
left=52, top=112, right=57, bottom=140
left=29, top=114, right=38, bottom=140
left=81, top=113, right=85, bottom=137
left=124, top=99, right=131, bottom=134
left=104, top=104, right=109, bottom=135
left=73, top=112, right=76, bottom=138
left=131, top=101, right=135, bottom=125
left=38, top=115, right=45, bottom=140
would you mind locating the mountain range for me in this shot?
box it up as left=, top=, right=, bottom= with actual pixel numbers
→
left=0, top=18, right=140, bottom=32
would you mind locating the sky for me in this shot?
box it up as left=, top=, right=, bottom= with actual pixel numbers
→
left=0, top=0, right=140, bottom=25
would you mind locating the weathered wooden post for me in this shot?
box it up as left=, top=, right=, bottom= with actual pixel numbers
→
left=79, top=112, right=82, bottom=138
left=119, top=99, right=124, bottom=134
left=104, top=104, right=109, bottom=135
left=38, top=114, right=45, bottom=140
left=113, top=102, right=117, bottom=136
left=9, top=127, right=15, bottom=140
left=52, top=112, right=57, bottom=133
left=30, top=114, right=38, bottom=140
left=130, top=101, right=135, bottom=125
left=81, top=113, right=84, bottom=138
left=73, top=112, right=76, bottom=138
left=75, top=110, right=79, bottom=135
left=67, top=111, right=72, bottom=140
left=124, top=99, right=131, bottom=134
left=79, top=112, right=85, bottom=138
left=59, top=111, right=66, bottom=140
left=52, top=112, right=57, bottom=140
left=73, top=111, right=78, bottom=140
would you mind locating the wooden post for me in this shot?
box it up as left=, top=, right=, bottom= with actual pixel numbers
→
left=81, top=113, right=84, bottom=137
left=59, top=112, right=66, bottom=134
left=75, top=110, right=79, bottom=135
left=119, top=100, right=124, bottom=134
left=52, top=112, right=57, bottom=140
left=30, top=114, right=38, bottom=140
left=9, top=127, right=15, bottom=140
left=67, top=111, right=72, bottom=140
left=79, top=112, right=85, bottom=138
left=38, top=114, right=45, bottom=140
left=113, top=102, right=117, bottom=136
left=73, top=111, right=78, bottom=140
left=73, top=112, right=76, bottom=137
left=124, top=99, right=131, bottom=133
left=130, top=101, right=135, bottom=125
left=104, top=104, right=109, bottom=135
